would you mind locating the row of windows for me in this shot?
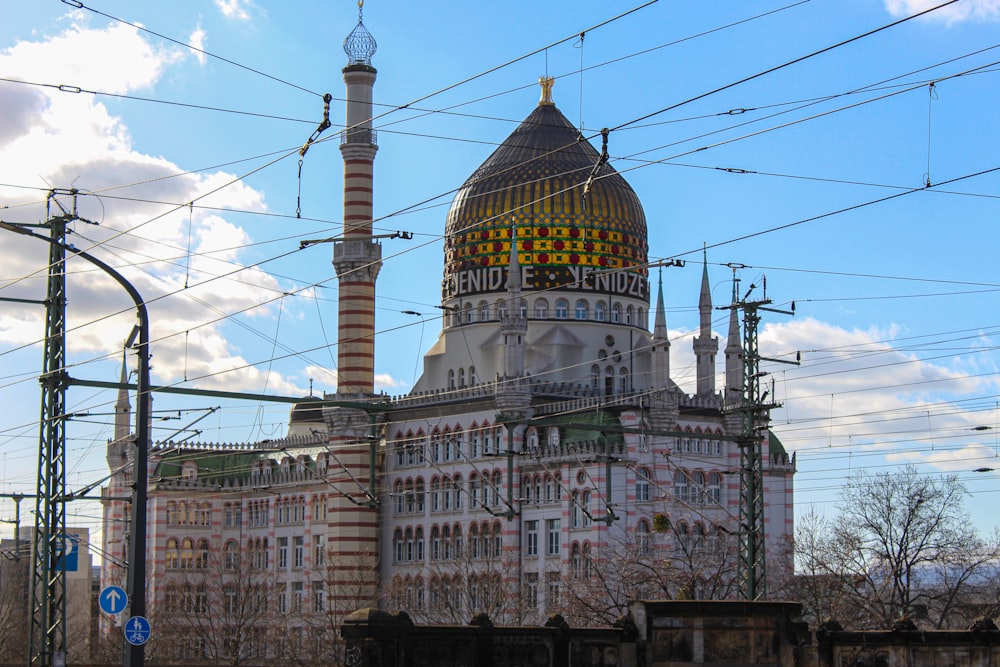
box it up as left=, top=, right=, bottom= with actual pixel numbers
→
left=673, top=470, right=725, bottom=505
left=393, top=428, right=506, bottom=467
left=164, top=502, right=212, bottom=527
left=449, top=298, right=646, bottom=327
left=392, top=521, right=504, bottom=564
left=163, top=581, right=327, bottom=616
left=524, top=519, right=562, bottom=557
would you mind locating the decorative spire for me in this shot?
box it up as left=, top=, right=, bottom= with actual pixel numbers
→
left=506, top=225, right=522, bottom=293
left=693, top=245, right=719, bottom=396
left=653, top=268, right=668, bottom=341
left=114, top=349, right=131, bottom=442
left=344, top=0, right=377, bottom=66
left=539, top=76, right=555, bottom=106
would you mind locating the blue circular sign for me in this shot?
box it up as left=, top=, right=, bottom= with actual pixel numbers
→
left=124, top=616, right=151, bottom=646
left=99, top=586, right=128, bottom=615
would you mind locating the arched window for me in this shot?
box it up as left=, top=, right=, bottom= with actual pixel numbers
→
left=470, top=474, right=480, bottom=508
left=465, top=303, right=473, bottom=324
left=638, top=307, right=646, bottom=327
left=571, top=542, right=582, bottom=579
left=692, top=471, right=705, bottom=505
left=555, top=299, right=569, bottom=319
left=582, top=491, right=593, bottom=527
left=458, top=367, right=465, bottom=388
left=480, top=301, right=490, bottom=321
left=590, top=365, right=600, bottom=390
left=416, top=527, right=425, bottom=561
left=405, top=479, right=415, bottom=513
left=431, top=527, right=441, bottom=560
left=534, top=298, right=549, bottom=319
left=611, top=303, right=621, bottom=324
left=469, top=366, right=477, bottom=386
left=452, top=308, right=462, bottom=327
left=447, top=370, right=455, bottom=390
left=620, top=367, right=629, bottom=394
left=224, top=540, right=238, bottom=570
left=443, top=476, right=453, bottom=511
left=522, top=475, right=532, bottom=504
left=636, top=468, right=651, bottom=502
left=394, top=529, right=404, bottom=563
left=166, top=502, right=176, bottom=525
left=431, top=477, right=441, bottom=512
left=415, top=479, right=426, bottom=512
left=626, top=305, right=634, bottom=325
left=594, top=300, right=606, bottom=322
left=708, top=472, right=722, bottom=504
left=575, top=299, right=588, bottom=320
left=497, top=299, right=507, bottom=319
left=394, top=480, right=404, bottom=514
left=637, top=519, right=652, bottom=555
left=196, top=539, right=209, bottom=569
left=519, top=298, right=528, bottom=318
left=492, top=471, right=503, bottom=507
left=453, top=474, right=463, bottom=510
left=180, top=538, right=194, bottom=570
left=166, top=538, right=179, bottom=569
left=674, top=470, right=688, bottom=504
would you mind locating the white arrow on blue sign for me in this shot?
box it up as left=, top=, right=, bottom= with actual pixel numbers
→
left=124, top=616, right=151, bottom=646
left=99, top=586, right=128, bottom=615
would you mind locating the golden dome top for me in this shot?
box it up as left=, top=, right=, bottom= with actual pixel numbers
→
left=442, top=97, right=648, bottom=302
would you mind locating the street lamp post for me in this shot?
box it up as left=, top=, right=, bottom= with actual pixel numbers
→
left=0, top=222, right=150, bottom=667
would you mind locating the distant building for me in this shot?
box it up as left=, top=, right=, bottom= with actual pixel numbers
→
left=1, top=527, right=95, bottom=664
left=100, top=6, right=794, bottom=660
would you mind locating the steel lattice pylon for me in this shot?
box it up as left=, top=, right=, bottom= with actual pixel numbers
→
left=29, top=193, right=73, bottom=667
left=737, top=300, right=768, bottom=600
left=727, top=287, right=795, bottom=601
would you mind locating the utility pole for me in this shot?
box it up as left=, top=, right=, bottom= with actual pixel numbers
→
left=722, top=276, right=796, bottom=601
left=27, top=190, right=94, bottom=667
left=2, top=197, right=150, bottom=667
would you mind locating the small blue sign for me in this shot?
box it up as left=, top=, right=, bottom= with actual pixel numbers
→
left=124, top=616, right=151, bottom=646
left=55, top=533, right=79, bottom=572
left=99, top=586, right=128, bottom=615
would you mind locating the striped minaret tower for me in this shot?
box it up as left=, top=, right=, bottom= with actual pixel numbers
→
left=321, top=0, right=381, bottom=615
left=335, top=0, right=380, bottom=396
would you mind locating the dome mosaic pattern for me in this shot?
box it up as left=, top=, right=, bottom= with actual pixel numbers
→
left=443, top=103, right=648, bottom=296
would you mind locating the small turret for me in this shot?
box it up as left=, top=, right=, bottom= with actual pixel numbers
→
left=693, top=249, right=718, bottom=395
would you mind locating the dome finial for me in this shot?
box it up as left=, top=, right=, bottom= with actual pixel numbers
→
left=344, top=1, right=377, bottom=66
left=539, top=76, right=555, bottom=106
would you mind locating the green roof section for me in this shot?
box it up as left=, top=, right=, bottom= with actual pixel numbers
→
left=560, top=410, right=625, bottom=447
left=768, top=429, right=787, bottom=456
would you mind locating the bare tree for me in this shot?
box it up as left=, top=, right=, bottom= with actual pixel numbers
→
left=790, top=466, right=1000, bottom=629
left=0, top=550, right=29, bottom=664
left=151, top=542, right=274, bottom=665
left=558, top=518, right=739, bottom=627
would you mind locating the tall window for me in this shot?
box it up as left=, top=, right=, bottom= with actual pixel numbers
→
left=546, top=519, right=561, bottom=556
left=594, top=301, right=606, bottom=321
left=294, top=536, right=304, bottom=568
left=524, top=573, right=538, bottom=607
left=636, top=468, right=651, bottom=502
left=674, top=470, right=689, bottom=504
left=278, top=537, right=288, bottom=569
left=555, top=299, right=568, bottom=319
left=575, top=299, right=588, bottom=320
left=525, top=520, right=538, bottom=556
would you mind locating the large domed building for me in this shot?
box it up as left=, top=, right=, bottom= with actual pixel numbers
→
left=100, top=13, right=795, bottom=659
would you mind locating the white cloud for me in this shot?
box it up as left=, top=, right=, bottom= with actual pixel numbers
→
left=760, top=318, right=993, bottom=471
left=189, top=25, right=207, bottom=65
left=884, top=0, right=1000, bottom=23
left=0, top=20, right=312, bottom=399
left=214, top=0, right=253, bottom=21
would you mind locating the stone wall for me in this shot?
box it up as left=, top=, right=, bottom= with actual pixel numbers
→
left=342, top=601, right=1000, bottom=667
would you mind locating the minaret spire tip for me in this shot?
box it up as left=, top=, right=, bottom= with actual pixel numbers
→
left=539, top=76, right=555, bottom=106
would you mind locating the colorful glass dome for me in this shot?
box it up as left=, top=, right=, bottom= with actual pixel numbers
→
left=442, top=92, right=648, bottom=301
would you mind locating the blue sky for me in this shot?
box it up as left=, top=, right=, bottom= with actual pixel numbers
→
left=1, top=0, right=999, bottom=549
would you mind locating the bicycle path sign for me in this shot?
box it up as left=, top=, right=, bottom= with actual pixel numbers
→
left=124, top=616, right=151, bottom=646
